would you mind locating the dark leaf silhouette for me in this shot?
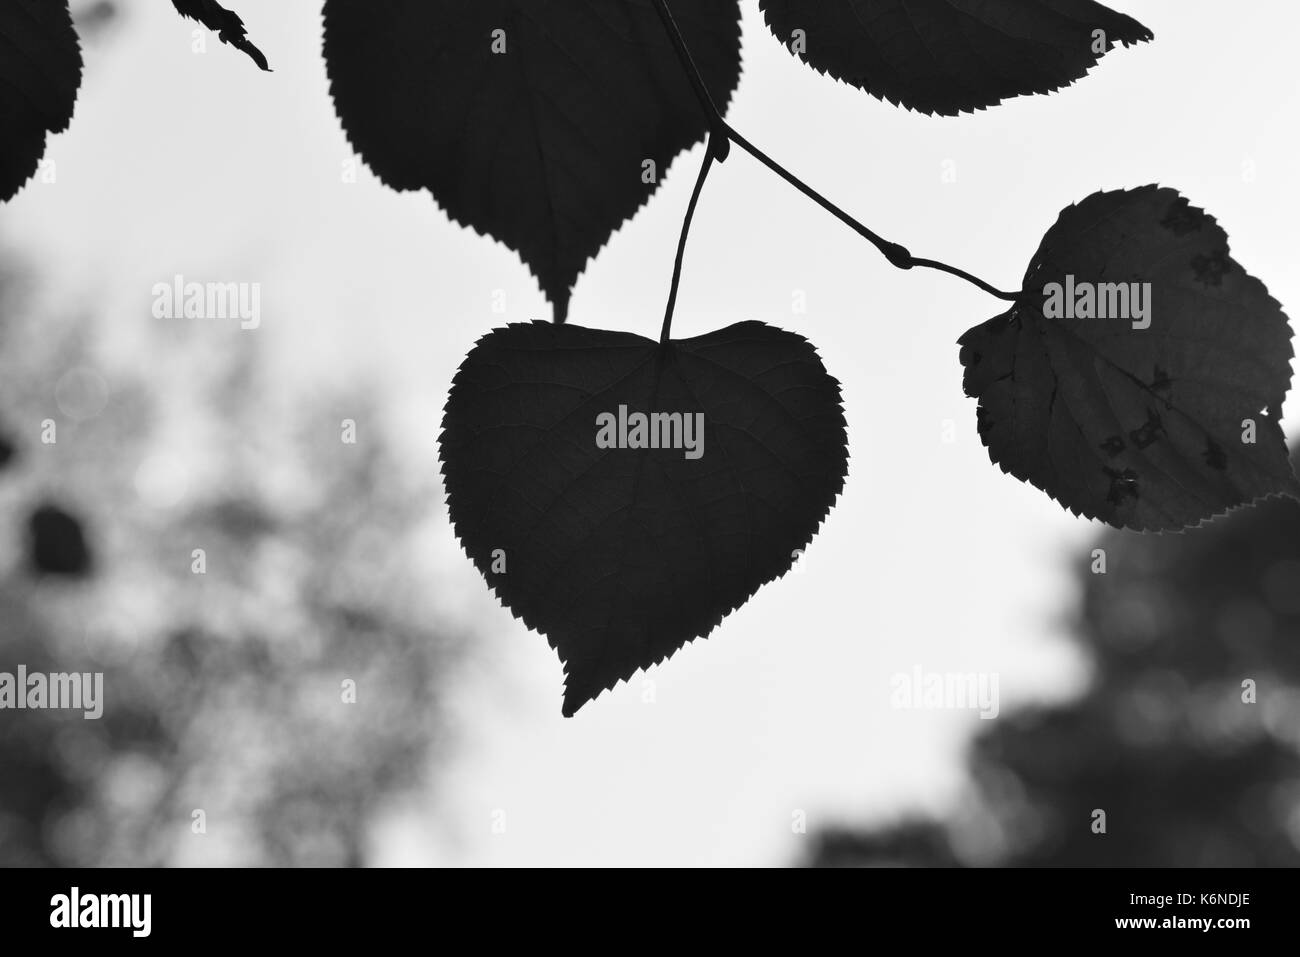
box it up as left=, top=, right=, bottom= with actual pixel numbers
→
left=440, top=321, right=848, bottom=714
left=759, top=0, right=1152, bottom=116
left=323, top=0, right=744, bottom=323
left=171, top=0, right=270, bottom=71
left=960, top=186, right=1299, bottom=532
left=0, top=0, right=82, bottom=202
left=27, top=503, right=92, bottom=577
left=0, top=432, right=14, bottom=471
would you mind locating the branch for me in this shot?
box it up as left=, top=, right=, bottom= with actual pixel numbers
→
left=724, top=124, right=912, bottom=272
left=649, top=0, right=1021, bottom=303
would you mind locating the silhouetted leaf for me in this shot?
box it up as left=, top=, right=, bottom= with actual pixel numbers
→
left=440, top=320, right=848, bottom=714
left=0, top=432, right=14, bottom=471
left=760, top=0, right=1152, bottom=116
left=324, top=0, right=743, bottom=323
left=0, top=0, right=82, bottom=202
left=171, top=0, right=270, bottom=71
left=27, top=503, right=92, bottom=577
left=960, top=186, right=1299, bottom=532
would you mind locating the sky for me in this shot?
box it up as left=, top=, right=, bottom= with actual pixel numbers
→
left=4, top=0, right=1299, bottom=866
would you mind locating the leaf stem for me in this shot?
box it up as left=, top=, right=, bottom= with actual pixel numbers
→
left=907, top=258, right=1021, bottom=302
left=650, top=0, right=1021, bottom=303
left=662, top=140, right=717, bottom=344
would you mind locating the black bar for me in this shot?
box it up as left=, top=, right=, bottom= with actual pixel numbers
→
left=0, top=867, right=1283, bottom=945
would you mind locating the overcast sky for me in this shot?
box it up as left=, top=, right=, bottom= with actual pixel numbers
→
left=5, top=0, right=1298, bottom=865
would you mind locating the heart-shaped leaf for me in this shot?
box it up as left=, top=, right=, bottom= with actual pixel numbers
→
left=0, top=0, right=82, bottom=202
left=323, top=0, right=744, bottom=322
left=960, top=186, right=1299, bottom=532
left=440, top=320, right=848, bottom=714
left=171, top=0, right=271, bottom=71
left=759, top=0, right=1152, bottom=116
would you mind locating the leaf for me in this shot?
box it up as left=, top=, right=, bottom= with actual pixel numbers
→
left=440, top=320, right=848, bottom=715
left=959, top=186, right=1300, bottom=532
left=323, top=0, right=744, bottom=323
left=759, top=0, right=1152, bottom=116
left=171, top=0, right=271, bottom=71
left=0, top=0, right=82, bottom=202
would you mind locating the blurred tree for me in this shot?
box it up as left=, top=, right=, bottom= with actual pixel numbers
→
left=0, top=263, right=465, bottom=867
left=808, top=465, right=1300, bottom=867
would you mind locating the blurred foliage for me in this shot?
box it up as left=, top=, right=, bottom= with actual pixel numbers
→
left=73, top=1, right=120, bottom=41
left=0, top=264, right=463, bottom=866
left=809, top=473, right=1300, bottom=867
left=27, top=503, right=93, bottom=577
